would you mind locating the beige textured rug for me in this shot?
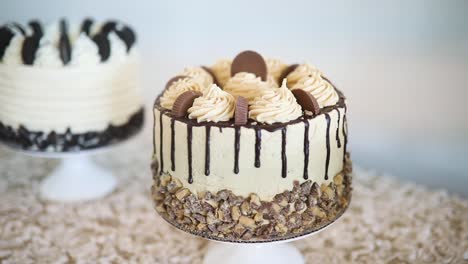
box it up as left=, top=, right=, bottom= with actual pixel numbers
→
left=0, top=134, right=467, bottom=264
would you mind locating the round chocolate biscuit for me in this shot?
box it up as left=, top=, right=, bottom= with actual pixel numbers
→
left=80, top=18, right=94, bottom=35
left=292, top=89, right=320, bottom=115
left=115, top=26, right=136, bottom=52
left=231, top=50, right=267, bottom=81
left=234, top=96, right=249, bottom=125
left=172, top=91, right=202, bottom=118
left=58, top=20, right=71, bottom=65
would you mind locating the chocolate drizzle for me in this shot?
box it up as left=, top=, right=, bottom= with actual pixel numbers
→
left=324, top=113, right=331, bottom=180
left=205, top=126, right=211, bottom=176
left=281, top=127, right=287, bottom=178
left=335, top=108, right=342, bottom=148
left=170, top=119, right=176, bottom=171
left=303, top=120, right=310, bottom=180
left=234, top=127, right=241, bottom=174
left=187, top=125, right=194, bottom=184
left=153, top=87, right=348, bottom=183
left=254, top=128, right=261, bottom=168
left=159, top=111, right=164, bottom=175
left=342, top=106, right=348, bottom=162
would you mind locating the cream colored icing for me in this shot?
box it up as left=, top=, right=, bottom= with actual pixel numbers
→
left=70, top=33, right=100, bottom=66
left=188, top=84, right=235, bottom=122
left=182, top=67, right=213, bottom=88
left=223, top=72, right=270, bottom=103
left=249, top=80, right=302, bottom=124
left=290, top=72, right=339, bottom=108
left=2, top=34, right=25, bottom=65
left=209, top=59, right=232, bottom=87
left=153, top=106, right=346, bottom=200
left=107, top=32, right=127, bottom=63
left=160, top=77, right=206, bottom=110
left=285, top=63, right=320, bottom=87
left=0, top=55, right=142, bottom=133
left=266, top=58, right=288, bottom=84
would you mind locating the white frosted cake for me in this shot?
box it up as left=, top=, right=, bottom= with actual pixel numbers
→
left=152, top=51, right=351, bottom=242
left=0, top=19, right=143, bottom=152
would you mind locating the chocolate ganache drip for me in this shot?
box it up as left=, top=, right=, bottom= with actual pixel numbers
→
left=171, top=119, right=176, bottom=171
left=324, top=113, right=331, bottom=180
left=303, top=120, right=310, bottom=180
left=281, top=127, right=287, bottom=178
left=254, top=128, right=261, bottom=168
left=159, top=111, right=164, bottom=174
left=187, top=125, right=194, bottom=184
left=342, top=105, right=348, bottom=163
left=335, top=108, right=342, bottom=148
left=205, top=126, right=211, bottom=176
left=234, top=127, right=241, bottom=174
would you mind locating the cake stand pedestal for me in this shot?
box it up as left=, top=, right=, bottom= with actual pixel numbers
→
left=1, top=128, right=141, bottom=202
left=39, top=154, right=116, bottom=202
left=204, top=241, right=303, bottom=264
left=203, top=218, right=339, bottom=264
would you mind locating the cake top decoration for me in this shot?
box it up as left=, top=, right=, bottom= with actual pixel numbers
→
left=0, top=18, right=136, bottom=67
left=230, top=50, right=268, bottom=81
left=158, top=50, right=341, bottom=124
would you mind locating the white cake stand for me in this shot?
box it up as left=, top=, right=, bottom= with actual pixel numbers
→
left=1, top=131, right=140, bottom=203
left=202, top=219, right=339, bottom=264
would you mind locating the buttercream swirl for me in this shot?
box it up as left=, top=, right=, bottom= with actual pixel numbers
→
left=266, top=58, right=287, bottom=84
left=160, top=77, right=206, bottom=109
left=2, top=34, right=25, bottom=65
left=290, top=72, right=339, bottom=108
left=249, top=80, right=302, bottom=124
left=210, top=59, right=231, bottom=87
left=107, top=31, right=127, bottom=63
left=182, top=67, right=213, bottom=88
left=285, top=63, right=321, bottom=87
left=188, top=84, right=235, bottom=122
left=70, top=33, right=100, bottom=66
left=223, top=72, right=270, bottom=103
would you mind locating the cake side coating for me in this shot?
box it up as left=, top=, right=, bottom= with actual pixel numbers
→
left=151, top=154, right=352, bottom=242
left=153, top=96, right=347, bottom=200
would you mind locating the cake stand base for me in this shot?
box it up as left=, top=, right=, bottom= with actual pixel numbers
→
left=40, top=155, right=117, bottom=202
left=203, top=242, right=304, bottom=264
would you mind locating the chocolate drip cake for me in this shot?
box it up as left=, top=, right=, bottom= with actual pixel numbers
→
left=0, top=19, right=143, bottom=152
left=151, top=51, right=352, bottom=242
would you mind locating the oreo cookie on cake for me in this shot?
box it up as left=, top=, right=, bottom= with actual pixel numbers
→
left=0, top=19, right=143, bottom=152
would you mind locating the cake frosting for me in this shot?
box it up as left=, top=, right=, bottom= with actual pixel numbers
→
left=223, top=72, right=270, bottom=103
left=249, top=80, right=302, bottom=124
left=188, top=84, right=235, bottom=122
left=0, top=19, right=143, bottom=152
left=152, top=50, right=351, bottom=242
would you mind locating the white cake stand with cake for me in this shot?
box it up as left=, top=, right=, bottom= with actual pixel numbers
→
left=150, top=51, right=353, bottom=262
left=0, top=19, right=143, bottom=202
